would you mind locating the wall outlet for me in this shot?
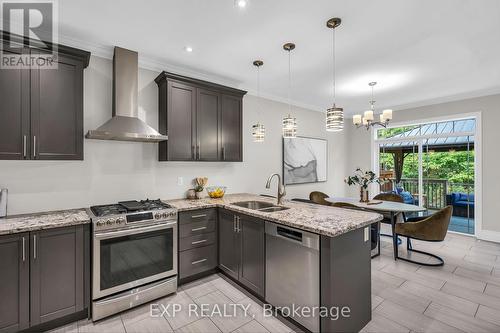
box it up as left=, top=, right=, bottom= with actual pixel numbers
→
left=177, top=177, right=184, bottom=186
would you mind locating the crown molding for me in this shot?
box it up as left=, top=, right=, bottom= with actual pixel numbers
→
left=57, top=33, right=500, bottom=117
left=344, top=87, right=500, bottom=118
left=56, top=33, right=241, bottom=88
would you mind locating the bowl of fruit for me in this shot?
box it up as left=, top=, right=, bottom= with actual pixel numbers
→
left=206, top=186, right=227, bottom=199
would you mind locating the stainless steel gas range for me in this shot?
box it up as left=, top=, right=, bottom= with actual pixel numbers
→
left=88, top=199, right=178, bottom=321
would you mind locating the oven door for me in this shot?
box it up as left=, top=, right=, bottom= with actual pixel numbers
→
left=93, top=221, right=177, bottom=300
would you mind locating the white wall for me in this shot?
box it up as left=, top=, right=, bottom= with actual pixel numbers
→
left=345, top=94, right=500, bottom=238
left=0, top=55, right=347, bottom=215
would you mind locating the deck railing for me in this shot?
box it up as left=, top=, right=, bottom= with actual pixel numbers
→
left=388, top=178, right=474, bottom=210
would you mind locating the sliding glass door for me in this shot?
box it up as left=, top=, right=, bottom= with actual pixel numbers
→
left=375, top=118, right=477, bottom=235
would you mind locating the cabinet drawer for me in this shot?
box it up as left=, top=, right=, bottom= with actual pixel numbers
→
left=179, top=219, right=216, bottom=238
left=179, top=208, right=217, bottom=225
left=179, top=244, right=217, bottom=279
left=179, top=232, right=216, bottom=252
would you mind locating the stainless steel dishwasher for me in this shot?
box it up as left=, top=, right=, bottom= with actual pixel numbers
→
left=265, top=222, right=320, bottom=332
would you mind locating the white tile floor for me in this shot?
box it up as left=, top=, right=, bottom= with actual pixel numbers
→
left=48, top=273, right=297, bottom=333
left=48, top=226, right=500, bottom=333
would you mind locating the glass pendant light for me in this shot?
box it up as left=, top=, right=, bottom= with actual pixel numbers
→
left=326, top=17, right=344, bottom=132
left=251, top=60, right=265, bottom=142
left=282, top=42, right=297, bottom=138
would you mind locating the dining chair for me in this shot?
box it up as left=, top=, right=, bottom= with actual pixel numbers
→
left=309, top=191, right=331, bottom=206
left=394, top=206, right=453, bottom=266
left=373, top=192, right=404, bottom=244
left=331, top=202, right=381, bottom=258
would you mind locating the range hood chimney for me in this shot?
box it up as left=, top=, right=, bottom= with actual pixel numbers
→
left=86, top=47, right=168, bottom=142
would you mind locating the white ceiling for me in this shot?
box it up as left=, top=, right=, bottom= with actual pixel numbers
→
left=57, top=0, right=500, bottom=114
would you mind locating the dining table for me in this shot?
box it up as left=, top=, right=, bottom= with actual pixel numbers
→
left=324, top=197, right=427, bottom=259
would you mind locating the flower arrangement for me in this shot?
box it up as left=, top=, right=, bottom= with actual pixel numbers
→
left=345, top=168, right=387, bottom=202
left=194, top=177, right=208, bottom=192
left=186, top=177, right=208, bottom=199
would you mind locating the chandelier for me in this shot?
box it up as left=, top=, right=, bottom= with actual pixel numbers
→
left=353, top=82, right=393, bottom=130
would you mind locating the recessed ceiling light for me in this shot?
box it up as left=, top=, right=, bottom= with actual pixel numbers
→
left=184, top=46, right=193, bottom=53
left=235, top=0, right=248, bottom=8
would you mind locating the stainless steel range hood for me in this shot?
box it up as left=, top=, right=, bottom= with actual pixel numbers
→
left=86, top=47, right=168, bottom=142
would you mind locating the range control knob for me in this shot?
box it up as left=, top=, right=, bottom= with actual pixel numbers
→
left=154, top=213, right=161, bottom=219
left=116, top=217, right=125, bottom=224
left=96, top=220, right=104, bottom=227
left=162, top=212, right=168, bottom=219
left=106, top=219, right=114, bottom=225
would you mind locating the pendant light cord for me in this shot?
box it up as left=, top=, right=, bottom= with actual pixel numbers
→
left=288, top=49, right=292, bottom=113
left=332, top=27, right=336, bottom=106
left=371, top=84, right=375, bottom=110
left=256, top=65, right=261, bottom=121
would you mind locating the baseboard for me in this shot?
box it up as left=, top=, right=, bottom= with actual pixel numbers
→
left=477, top=230, right=500, bottom=243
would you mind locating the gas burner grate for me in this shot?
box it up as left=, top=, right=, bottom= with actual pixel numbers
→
left=90, top=204, right=127, bottom=217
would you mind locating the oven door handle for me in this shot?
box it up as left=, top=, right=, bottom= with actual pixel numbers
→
left=94, top=222, right=176, bottom=239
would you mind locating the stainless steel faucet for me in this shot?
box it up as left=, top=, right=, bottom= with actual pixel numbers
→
left=265, top=173, right=286, bottom=205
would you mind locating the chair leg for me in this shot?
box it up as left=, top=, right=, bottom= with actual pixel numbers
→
left=395, top=235, right=444, bottom=267
left=380, top=233, right=402, bottom=245
left=371, top=222, right=382, bottom=259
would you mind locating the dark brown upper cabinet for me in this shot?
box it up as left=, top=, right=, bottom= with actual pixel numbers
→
left=155, top=72, right=246, bottom=162
left=0, top=34, right=90, bottom=160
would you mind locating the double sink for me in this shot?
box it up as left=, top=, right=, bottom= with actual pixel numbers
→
left=231, top=201, right=290, bottom=213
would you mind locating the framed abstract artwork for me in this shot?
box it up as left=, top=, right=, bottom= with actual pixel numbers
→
left=283, top=136, right=328, bottom=185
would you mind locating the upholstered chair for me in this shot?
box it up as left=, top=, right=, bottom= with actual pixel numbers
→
left=373, top=192, right=405, bottom=244
left=394, top=206, right=453, bottom=266
left=331, top=202, right=380, bottom=257
left=309, top=191, right=331, bottom=206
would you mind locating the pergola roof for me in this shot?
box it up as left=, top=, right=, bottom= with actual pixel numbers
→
left=380, top=119, right=475, bottom=153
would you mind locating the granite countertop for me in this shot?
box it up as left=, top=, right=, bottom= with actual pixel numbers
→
left=0, top=209, right=91, bottom=236
left=165, top=193, right=383, bottom=237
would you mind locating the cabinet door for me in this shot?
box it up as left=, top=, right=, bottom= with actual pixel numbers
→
left=196, top=89, right=220, bottom=161
left=218, top=210, right=239, bottom=280
left=238, top=215, right=265, bottom=298
left=164, top=81, right=196, bottom=161
left=30, top=52, right=83, bottom=160
left=0, top=47, right=30, bottom=160
left=220, top=94, right=242, bottom=161
left=30, top=226, right=84, bottom=326
left=0, top=233, right=29, bottom=333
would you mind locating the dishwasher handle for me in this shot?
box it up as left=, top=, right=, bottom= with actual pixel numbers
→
left=265, top=222, right=319, bottom=250
left=277, top=226, right=302, bottom=242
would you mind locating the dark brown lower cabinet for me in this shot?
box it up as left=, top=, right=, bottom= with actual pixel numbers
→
left=30, top=226, right=85, bottom=326
left=178, top=209, right=218, bottom=280
left=0, top=225, right=88, bottom=333
left=218, top=209, right=265, bottom=298
left=0, top=233, right=29, bottom=333
left=218, top=209, right=240, bottom=280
